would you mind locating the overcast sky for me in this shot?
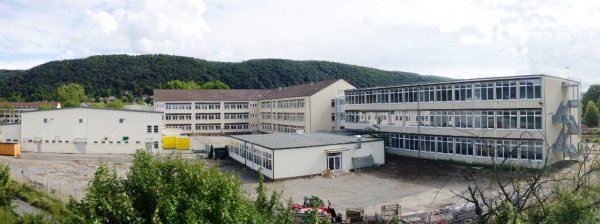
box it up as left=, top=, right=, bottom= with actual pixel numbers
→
left=0, top=0, right=598, bottom=88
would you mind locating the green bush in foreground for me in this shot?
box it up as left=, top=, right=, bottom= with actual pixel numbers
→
left=66, top=149, right=293, bottom=223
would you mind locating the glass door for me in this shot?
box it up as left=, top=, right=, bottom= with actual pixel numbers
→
left=327, top=152, right=342, bottom=171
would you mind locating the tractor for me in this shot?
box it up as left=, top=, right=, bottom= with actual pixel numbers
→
left=292, top=196, right=342, bottom=223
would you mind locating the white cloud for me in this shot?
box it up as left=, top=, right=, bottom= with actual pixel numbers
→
left=0, top=0, right=600, bottom=89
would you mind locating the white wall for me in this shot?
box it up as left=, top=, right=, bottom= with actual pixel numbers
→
left=273, top=140, right=384, bottom=179
left=20, top=108, right=163, bottom=154
left=0, top=124, right=21, bottom=143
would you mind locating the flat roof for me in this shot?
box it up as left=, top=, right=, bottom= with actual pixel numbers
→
left=20, top=107, right=164, bottom=114
left=229, top=132, right=382, bottom=150
left=346, top=74, right=580, bottom=92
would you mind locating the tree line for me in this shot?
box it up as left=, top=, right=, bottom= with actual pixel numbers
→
left=583, top=84, right=600, bottom=128
left=0, top=54, right=446, bottom=101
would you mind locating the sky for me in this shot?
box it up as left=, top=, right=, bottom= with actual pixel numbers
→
left=0, top=0, right=598, bottom=88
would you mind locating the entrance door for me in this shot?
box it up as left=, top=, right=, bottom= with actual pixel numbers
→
left=327, top=152, right=342, bottom=171
left=34, top=137, right=42, bottom=152
left=76, top=142, right=86, bottom=154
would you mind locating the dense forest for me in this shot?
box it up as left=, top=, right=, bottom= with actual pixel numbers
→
left=0, top=54, right=447, bottom=101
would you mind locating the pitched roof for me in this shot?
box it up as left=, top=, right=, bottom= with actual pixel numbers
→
left=154, top=79, right=343, bottom=102
left=0, top=101, right=60, bottom=109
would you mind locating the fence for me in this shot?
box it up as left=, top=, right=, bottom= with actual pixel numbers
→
left=9, top=166, right=85, bottom=201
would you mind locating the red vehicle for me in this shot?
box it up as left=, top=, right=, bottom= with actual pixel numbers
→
left=292, top=196, right=342, bottom=223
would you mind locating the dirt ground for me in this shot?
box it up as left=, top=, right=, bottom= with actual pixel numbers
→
left=0, top=151, right=496, bottom=216
left=239, top=154, right=493, bottom=215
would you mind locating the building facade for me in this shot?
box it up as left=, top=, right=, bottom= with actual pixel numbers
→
left=0, top=102, right=61, bottom=124
left=227, top=133, right=385, bottom=179
left=344, top=75, right=581, bottom=166
left=153, top=79, right=356, bottom=135
left=1, top=108, right=163, bottom=154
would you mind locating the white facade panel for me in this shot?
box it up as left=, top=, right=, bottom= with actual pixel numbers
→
left=19, top=108, right=162, bottom=154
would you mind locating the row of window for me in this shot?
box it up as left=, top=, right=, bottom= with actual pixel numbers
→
left=166, top=113, right=255, bottom=121
left=260, top=99, right=305, bottom=109
left=387, top=133, right=544, bottom=160
left=196, top=124, right=221, bottom=131
left=345, top=79, right=542, bottom=104
left=260, top=112, right=305, bottom=122
left=224, top=123, right=249, bottom=130
left=165, top=114, right=192, bottom=121
left=165, top=124, right=192, bottom=131
left=229, top=141, right=273, bottom=170
left=260, top=123, right=304, bottom=133
left=224, top=113, right=249, bottom=120
left=164, top=102, right=253, bottom=110
left=346, top=109, right=543, bottom=130
left=224, top=102, right=249, bottom=109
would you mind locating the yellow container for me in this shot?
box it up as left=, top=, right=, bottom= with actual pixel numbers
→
left=176, top=137, right=190, bottom=150
left=0, top=143, right=21, bottom=157
left=162, top=136, right=177, bottom=149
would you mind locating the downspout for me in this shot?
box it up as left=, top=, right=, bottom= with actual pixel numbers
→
left=417, top=83, right=421, bottom=158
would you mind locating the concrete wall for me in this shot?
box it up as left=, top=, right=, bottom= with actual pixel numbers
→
left=20, top=108, right=162, bottom=154
left=0, top=124, right=21, bottom=143
left=310, top=80, right=356, bottom=132
left=228, top=136, right=384, bottom=179
left=273, top=140, right=384, bottom=179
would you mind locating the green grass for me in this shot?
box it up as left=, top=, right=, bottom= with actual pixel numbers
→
left=10, top=182, right=71, bottom=219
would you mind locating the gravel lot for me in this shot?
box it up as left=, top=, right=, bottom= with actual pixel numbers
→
left=0, top=151, right=492, bottom=216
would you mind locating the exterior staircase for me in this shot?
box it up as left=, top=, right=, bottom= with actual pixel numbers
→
left=552, top=101, right=581, bottom=160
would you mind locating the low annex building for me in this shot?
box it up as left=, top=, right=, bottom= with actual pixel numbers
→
left=0, top=107, right=163, bottom=154
left=227, top=132, right=385, bottom=179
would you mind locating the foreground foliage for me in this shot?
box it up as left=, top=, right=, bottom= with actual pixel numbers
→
left=66, top=150, right=294, bottom=223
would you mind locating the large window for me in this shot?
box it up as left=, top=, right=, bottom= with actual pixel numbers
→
left=519, top=110, right=542, bottom=130
left=496, top=110, right=517, bottom=129
left=474, top=110, right=494, bottom=129
left=435, top=111, right=453, bottom=127
left=454, top=111, right=473, bottom=128
left=436, top=84, right=453, bottom=102
left=496, top=80, right=517, bottom=100
left=436, top=136, right=454, bottom=154
left=454, top=83, right=473, bottom=101
left=404, top=87, right=418, bottom=103
left=419, top=86, right=435, bottom=102
left=519, top=79, right=542, bottom=99
left=224, top=102, right=249, bottom=109
left=474, top=82, right=494, bottom=101
left=390, top=88, right=402, bottom=103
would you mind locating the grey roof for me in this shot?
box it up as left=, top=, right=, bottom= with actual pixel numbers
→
left=153, top=79, right=344, bottom=102
left=229, top=132, right=381, bottom=150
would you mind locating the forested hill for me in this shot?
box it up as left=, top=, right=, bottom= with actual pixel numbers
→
left=0, top=54, right=448, bottom=101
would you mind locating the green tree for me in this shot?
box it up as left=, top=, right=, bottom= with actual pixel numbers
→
left=584, top=101, right=600, bottom=127
left=36, top=104, right=54, bottom=110
left=583, top=84, right=600, bottom=112
left=201, top=80, right=230, bottom=89
left=105, top=99, right=125, bottom=109
left=164, top=80, right=202, bottom=89
left=69, top=150, right=293, bottom=223
left=57, top=83, right=86, bottom=107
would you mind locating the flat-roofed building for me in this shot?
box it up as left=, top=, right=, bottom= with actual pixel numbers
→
left=1, top=107, right=163, bottom=154
left=344, top=75, right=581, bottom=167
left=0, top=102, right=61, bottom=124
left=153, top=79, right=356, bottom=135
left=228, top=132, right=384, bottom=179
